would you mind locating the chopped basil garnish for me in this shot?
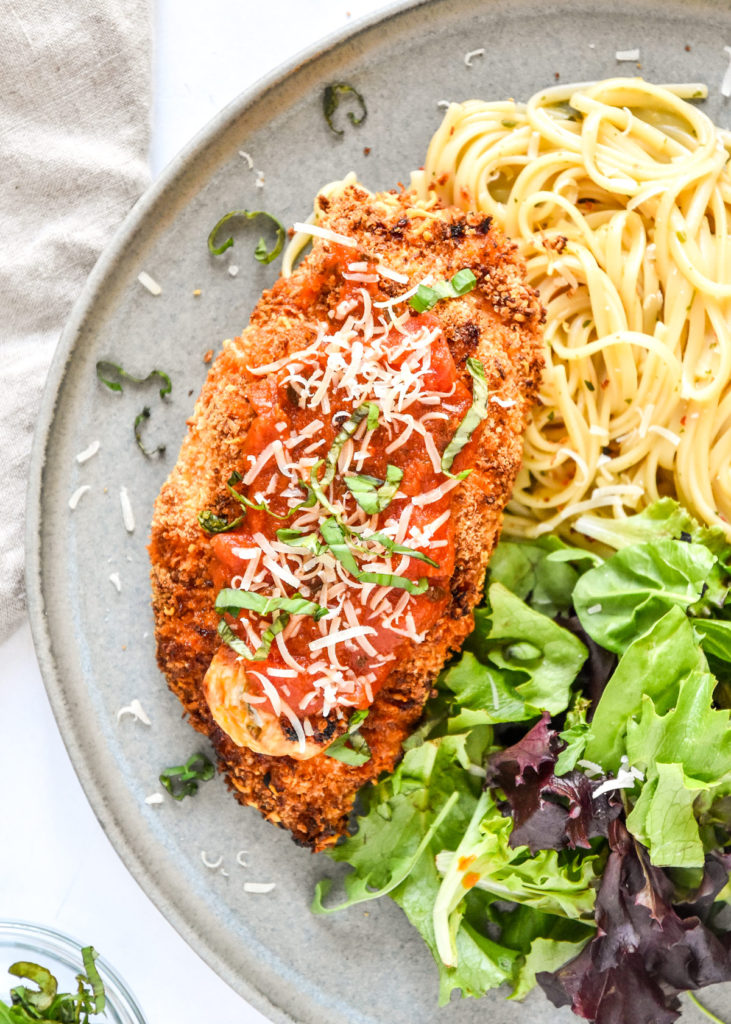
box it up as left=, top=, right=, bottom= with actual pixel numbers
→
left=218, top=613, right=288, bottom=661
left=324, top=708, right=371, bottom=765
left=360, top=530, right=439, bottom=568
left=208, top=209, right=286, bottom=264
left=215, top=587, right=329, bottom=621
left=408, top=268, right=477, bottom=313
left=276, top=527, right=324, bottom=553
left=344, top=463, right=403, bottom=514
left=319, top=517, right=429, bottom=594
left=96, top=360, right=172, bottom=398
left=4, top=947, right=106, bottom=1022
left=320, top=517, right=360, bottom=576
left=159, top=752, right=215, bottom=801
left=322, top=402, right=380, bottom=488
left=322, top=82, right=367, bottom=137
left=198, top=510, right=245, bottom=534
left=309, top=459, right=341, bottom=516
left=81, top=948, right=105, bottom=1015
left=357, top=571, right=429, bottom=595
left=441, top=357, right=488, bottom=473
left=134, top=406, right=166, bottom=458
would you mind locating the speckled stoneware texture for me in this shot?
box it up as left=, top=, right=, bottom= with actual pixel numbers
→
left=26, top=1, right=731, bottom=1021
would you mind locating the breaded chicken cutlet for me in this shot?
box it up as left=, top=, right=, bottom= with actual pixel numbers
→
left=150, top=184, right=543, bottom=850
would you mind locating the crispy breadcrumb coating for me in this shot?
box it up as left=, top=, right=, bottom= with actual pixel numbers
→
left=150, top=184, right=544, bottom=850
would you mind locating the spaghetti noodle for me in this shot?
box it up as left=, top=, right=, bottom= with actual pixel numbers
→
left=411, top=78, right=731, bottom=539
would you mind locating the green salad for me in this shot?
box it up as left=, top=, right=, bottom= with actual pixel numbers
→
left=314, top=499, right=731, bottom=1024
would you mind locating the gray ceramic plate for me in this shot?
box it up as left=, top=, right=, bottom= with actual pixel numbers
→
left=26, top=1, right=731, bottom=1021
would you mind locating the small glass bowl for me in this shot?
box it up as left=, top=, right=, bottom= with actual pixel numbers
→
left=0, top=921, right=146, bottom=1024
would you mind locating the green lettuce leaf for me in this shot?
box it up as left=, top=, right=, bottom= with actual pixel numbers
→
left=555, top=696, right=591, bottom=775
left=466, top=583, right=586, bottom=716
left=584, top=606, right=728, bottom=775
left=574, top=496, right=731, bottom=560
left=511, top=935, right=592, bottom=1002
left=440, top=651, right=541, bottom=727
left=488, top=536, right=600, bottom=618
left=574, top=539, right=721, bottom=654
left=625, top=762, right=708, bottom=868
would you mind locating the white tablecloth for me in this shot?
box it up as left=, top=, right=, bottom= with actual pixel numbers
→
left=0, top=2, right=389, bottom=1021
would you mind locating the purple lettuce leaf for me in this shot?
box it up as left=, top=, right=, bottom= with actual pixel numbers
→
left=484, top=713, right=621, bottom=853
left=537, top=819, right=731, bottom=1024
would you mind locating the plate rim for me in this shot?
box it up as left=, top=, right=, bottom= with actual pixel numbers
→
left=24, top=0, right=731, bottom=1020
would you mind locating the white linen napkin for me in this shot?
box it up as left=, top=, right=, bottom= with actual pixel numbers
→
left=0, top=0, right=151, bottom=642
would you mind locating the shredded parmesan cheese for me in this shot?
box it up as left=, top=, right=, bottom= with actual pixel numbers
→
left=75, top=440, right=100, bottom=463
left=68, top=485, right=90, bottom=510
left=244, top=882, right=276, bottom=894
left=291, top=222, right=358, bottom=248
left=116, top=698, right=151, bottom=724
left=137, top=271, right=162, bottom=296
left=119, top=487, right=135, bottom=532
left=464, top=47, right=485, bottom=67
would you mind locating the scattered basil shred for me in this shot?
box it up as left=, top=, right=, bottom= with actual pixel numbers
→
left=197, top=510, right=245, bottom=534
left=215, top=587, right=329, bottom=621
left=441, top=357, right=488, bottom=472
left=133, top=406, right=165, bottom=458
left=95, top=361, right=171, bottom=398
left=207, top=209, right=286, bottom=264
left=408, top=268, right=477, bottom=313
left=159, top=752, right=215, bottom=800
left=322, top=402, right=380, bottom=488
left=322, top=82, right=367, bottom=136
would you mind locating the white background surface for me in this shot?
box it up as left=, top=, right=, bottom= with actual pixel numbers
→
left=0, top=2, right=391, bottom=1021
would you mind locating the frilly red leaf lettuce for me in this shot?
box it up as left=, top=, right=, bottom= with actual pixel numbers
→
left=485, top=713, right=622, bottom=853
left=537, top=820, right=731, bottom=1023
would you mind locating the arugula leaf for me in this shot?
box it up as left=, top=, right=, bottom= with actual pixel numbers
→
left=8, top=962, right=56, bottom=1013
left=159, top=752, right=215, bottom=800
left=207, top=209, right=285, bottom=263
left=440, top=357, right=488, bottom=473
left=322, top=82, right=367, bottom=136
left=408, top=269, right=477, bottom=313
left=574, top=538, right=723, bottom=654
left=80, top=947, right=105, bottom=1014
